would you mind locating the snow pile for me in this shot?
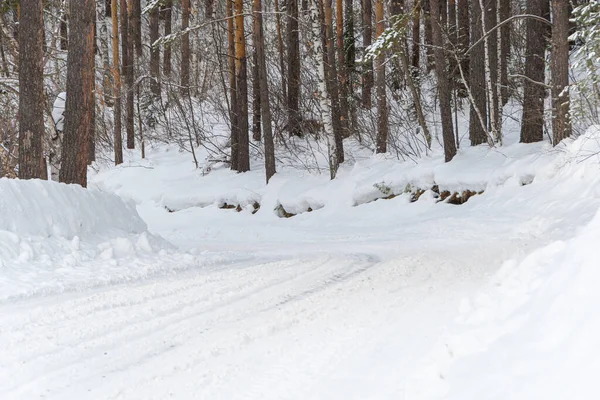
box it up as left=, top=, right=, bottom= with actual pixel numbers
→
left=401, top=130, right=600, bottom=399
left=0, top=179, right=242, bottom=300
left=0, top=178, right=145, bottom=238
left=408, top=206, right=600, bottom=399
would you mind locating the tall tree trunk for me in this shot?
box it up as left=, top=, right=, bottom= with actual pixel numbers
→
left=132, top=0, right=141, bottom=57
left=520, top=0, right=550, bottom=143
left=126, top=0, right=135, bottom=149
left=430, top=0, right=456, bottom=161
left=423, top=0, right=434, bottom=70
left=551, top=0, right=571, bottom=144
left=389, top=0, right=405, bottom=90
left=149, top=4, right=160, bottom=96
left=181, top=0, right=191, bottom=95
left=374, top=0, right=388, bottom=153
left=252, top=47, right=262, bottom=141
left=60, top=9, right=68, bottom=50
left=362, top=0, right=373, bottom=108
left=499, top=0, right=510, bottom=104
left=252, top=6, right=261, bottom=142
left=324, top=0, right=345, bottom=165
left=457, top=0, right=469, bottom=82
left=344, top=0, right=357, bottom=132
left=469, top=0, right=487, bottom=145
left=274, top=0, right=287, bottom=101
left=344, top=0, right=355, bottom=74
left=18, top=0, right=46, bottom=180
left=482, top=0, right=500, bottom=142
left=287, top=0, right=302, bottom=136
left=60, top=0, right=95, bottom=187
left=447, top=0, right=457, bottom=80
left=411, top=0, right=421, bottom=76
left=112, top=0, right=123, bottom=164
left=227, top=0, right=239, bottom=171
left=235, top=0, right=250, bottom=172
left=336, top=0, right=349, bottom=136
left=254, top=0, right=276, bottom=182
left=161, top=0, right=172, bottom=77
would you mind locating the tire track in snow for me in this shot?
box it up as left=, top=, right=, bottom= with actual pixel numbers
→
left=0, top=254, right=379, bottom=399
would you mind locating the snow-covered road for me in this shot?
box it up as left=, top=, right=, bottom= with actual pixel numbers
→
left=1, top=243, right=504, bottom=400
left=4, top=131, right=600, bottom=399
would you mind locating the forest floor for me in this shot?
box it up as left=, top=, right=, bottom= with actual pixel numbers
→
left=1, top=128, right=600, bottom=399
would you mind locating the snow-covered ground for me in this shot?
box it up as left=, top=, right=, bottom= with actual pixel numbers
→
left=2, top=128, right=600, bottom=399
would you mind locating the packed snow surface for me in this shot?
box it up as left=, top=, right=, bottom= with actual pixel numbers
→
left=2, top=128, right=600, bottom=399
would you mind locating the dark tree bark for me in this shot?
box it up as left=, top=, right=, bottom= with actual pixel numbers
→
left=423, top=0, right=434, bottom=70
left=235, top=0, right=250, bottom=172
left=161, top=0, right=172, bottom=77
left=431, top=0, right=456, bottom=161
left=125, top=0, right=135, bottom=149
left=336, top=0, right=349, bottom=136
left=112, top=0, right=123, bottom=165
left=499, top=0, right=511, bottom=104
left=520, top=0, right=550, bottom=143
left=120, top=0, right=128, bottom=77
left=469, top=0, right=487, bottom=145
left=181, top=0, right=191, bottom=95
left=447, top=0, right=457, bottom=79
left=375, top=0, right=388, bottom=153
left=251, top=0, right=261, bottom=142
left=411, top=0, right=421, bottom=75
left=60, top=11, right=68, bottom=50
left=132, top=0, right=142, bottom=57
left=18, top=0, right=46, bottom=180
left=287, top=0, right=302, bottom=136
left=252, top=48, right=261, bottom=141
left=344, top=0, right=355, bottom=74
left=390, top=0, right=404, bottom=16
left=227, top=0, right=239, bottom=171
left=361, top=0, right=373, bottom=108
left=275, top=0, right=287, bottom=101
left=457, top=0, right=469, bottom=82
left=551, top=0, right=571, bottom=144
left=149, top=4, right=160, bottom=96
left=60, top=0, right=95, bottom=187
left=324, top=0, right=345, bottom=164
left=253, top=0, right=276, bottom=182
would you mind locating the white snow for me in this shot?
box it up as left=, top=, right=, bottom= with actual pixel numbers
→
left=2, top=127, right=600, bottom=399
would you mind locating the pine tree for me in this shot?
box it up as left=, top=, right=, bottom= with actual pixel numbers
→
left=18, top=0, right=46, bottom=180
left=287, top=0, right=302, bottom=136
left=374, top=0, right=388, bottom=153
left=235, top=0, right=250, bottom=172
left=551, top=0, right=571, bottom=144
left=520, top=0, right=550, bottom=143
left=430, top=0, right=456, bottom=161
left=253, top=0, right=276, bottom=182
left=60, top=0, right=95, bottom=187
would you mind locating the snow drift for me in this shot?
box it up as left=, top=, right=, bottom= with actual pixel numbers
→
left=407, top=205, right=600, bottom=399
left=0, top=179, right=237, bottom=301
left=0, top=178, right=145, bottom=238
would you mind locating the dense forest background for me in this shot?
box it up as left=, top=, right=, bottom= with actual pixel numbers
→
left=1, top=0, right=599, bottom=186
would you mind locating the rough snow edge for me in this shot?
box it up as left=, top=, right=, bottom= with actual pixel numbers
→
left=0, top=178, right=146, bottom=238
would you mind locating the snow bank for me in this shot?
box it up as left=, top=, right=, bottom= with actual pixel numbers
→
left=92, top=127, right=600, bottom=219
left=0, top=178, right=145, bottom=238
left=405, top=161, right=600, bottom=398
left=0, top=179, right=245, bottom=300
